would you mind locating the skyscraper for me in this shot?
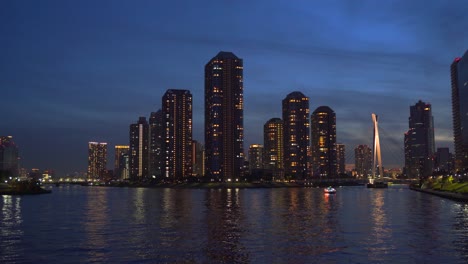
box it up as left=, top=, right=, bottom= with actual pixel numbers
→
left=129, top=117, right=149, bottom=180
left=435, top=147, right=453, bottom=174
left=451, top=51, right=468, bottom=172
left=263, top=118, right=284, bottom=179
left=404, top=100, right=435, bottom=179
left=355, top=145, right=372, bottom=178
left=192, top=140, right=204, bottom=177
left=205, top=51, right=244, bottom=181
left=114, top=145, right=129, bottom=179
left=248, top=144, right=264, bottom=174
left=0, top=136, right=19, bottom=178
left=336, top=143, right=345, bottom=175
left=87, top=142, right=107, bottom=180
left=162, top=89, right=193, bottom=180
left=311, top=106, right=337, bottom=178
left=149, top=110, right=163, bottom=179
left=282, top=91, right=310, bottom=180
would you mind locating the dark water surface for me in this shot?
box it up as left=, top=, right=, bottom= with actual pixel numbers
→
left=1, top=185, right=468, bottom=263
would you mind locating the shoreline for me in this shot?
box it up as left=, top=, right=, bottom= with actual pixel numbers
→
left=409, top=185, right=468, bottom=202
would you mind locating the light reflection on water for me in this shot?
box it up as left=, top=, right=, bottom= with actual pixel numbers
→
left=1, top=185, right=468, bottom=263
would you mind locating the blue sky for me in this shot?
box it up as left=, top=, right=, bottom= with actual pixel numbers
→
left=1, top=0, right=467, bottom=175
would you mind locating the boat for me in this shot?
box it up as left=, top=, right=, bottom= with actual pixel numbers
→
left=324, top=186, right=336, bottom=193
left=366, top=181, right=388, bottom=188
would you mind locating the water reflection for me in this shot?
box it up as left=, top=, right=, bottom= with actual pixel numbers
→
left=1, top=195, right=23, bottom=263
left=366, top=190, right=392, bottom=261
left=452, top=203, right=468, bottom=262
left=84, top=188, right=110, bottom=262
left=204, top=188, right=249, bottom=263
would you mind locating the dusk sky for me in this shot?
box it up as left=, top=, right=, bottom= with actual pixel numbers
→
left=2, top=0, right=468, bottom=176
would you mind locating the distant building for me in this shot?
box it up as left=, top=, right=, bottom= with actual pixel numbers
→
left=336, top=143, right=345, bottom=175
left=263, top=118, right=284, bottom=180
left=87, top=142, right=107, bottom=180
left=311, top=106, right=337, bottom=178
left=282, top=92, right=310, bottom=180
left=205, top=51, right=244, bottom=181
left=149, top=110, right=164, bottom=179
left=404, top=100, right=435, bottom=179
left=434, top=147, right=453, bottom=174
left=0, top=136, right=19, bottom=178
left=192, top=140, right=204, bottom=177
left=451, top=51, right=468, bottom=172
left=248, top=144, right=264, bottom=173
left=114, top=145, right=129, bottom=180
left=129, top=117, right=149, bottom=180
left=355, top=145, right=372, bottom=178
left=162, top=89, right=193, bottom=181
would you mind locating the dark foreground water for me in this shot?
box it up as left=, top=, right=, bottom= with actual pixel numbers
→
left=1, top=185, right=468, bottom=264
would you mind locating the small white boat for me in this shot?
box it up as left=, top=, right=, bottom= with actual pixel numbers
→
left=324, top=186, right=336, bottom=194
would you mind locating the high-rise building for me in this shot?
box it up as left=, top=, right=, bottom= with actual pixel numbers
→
left=192, top=140, right=204, bottom=177
left=435, top=147, right=453, bottom=174
left=451, top=51, right=468, bottom=172
left=404, top=100, right=435, bottom=179
left=355, top=145, right=372, bottom=178
left=162, top=89, right=193, bottom=180
left=0, top=136, right=19, bottom=178
left=311, top=106, right=337, bottom=178
left=336, top=143, right=345, bottom=175
left=114, top=145, right=129, bottom=180
left=263, top=118, right=284, bottom=179
left=149, top=110, right=163, bottom=179
left=205, top=51, right=244, bottom=181
left=248, top=144, right=264, bottom=173
left=129, top=117, right=149, bottom=180
left=282, top=91, right=310, bottom=180
left=87, top=142, right=107, bottom=180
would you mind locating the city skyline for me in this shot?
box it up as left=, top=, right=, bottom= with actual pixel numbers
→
left=2, top=1, right=468, bottom=175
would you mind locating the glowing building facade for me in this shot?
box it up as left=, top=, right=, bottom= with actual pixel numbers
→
left=87, top=142, right=107, bottom=180
left=205, top=51, right=244, bottom=181
left=162, top=89, right=193, bottom=180
left=451, top=51, right=468, bottom=172
left=149, top=110, right=164, bottom=179
left=0, top=136, right=19, bottom=178
left=311, top=106, right=337, bottom=178
left=404, top=100, right=435, bottom=179
left=355, top=145, right=372, bottom=178
left=129, top=117, right=149, bottom=180
left=263, top=118, right=284, bottom=179
left=114, top=145, right=129, bottom=180
left=248, top=144, right=264, bottom=173
left=282, top=92, right=310, bottom=180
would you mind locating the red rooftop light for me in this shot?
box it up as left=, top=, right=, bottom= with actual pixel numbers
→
left=455, top=57, right=461, bottom=62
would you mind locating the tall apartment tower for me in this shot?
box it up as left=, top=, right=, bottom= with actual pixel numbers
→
left=205, top=51, right=244, bottom=181
left=282, top=92, right=310, bottom=180
left=355, top=145, right=372, bottom=178
left=451, top=51, right=468, bottom=172
left=404, top=100, right=435, bottom=179
left=0, top=136, right=19, bottom=177
left=263, top=118, right=284, bottom=179
left=114, top=145, right=129, bottom=180
left=311, top=106, right=337, bottom=178
left=435, top=147, right=453, bottom=173
left=129, top=117, right=149, bottom=180
left=87, top=142, right=107, bottom=180
left=336, top=143, right=346, bottom=175
left=248, top=144, right=264, bottom=174
left=192, top=140, right=205, bottom=177
left=162, top=89, right=193, bottom=180
left=149, top=110, right=163, bottom=179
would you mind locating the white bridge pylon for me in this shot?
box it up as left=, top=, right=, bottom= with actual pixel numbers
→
left=371, top=113, right=383, bottom=184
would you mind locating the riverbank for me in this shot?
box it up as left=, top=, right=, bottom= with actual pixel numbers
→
left=409, top=185, right=468, bottom=202
left=0, top=182, right=52, bottom=195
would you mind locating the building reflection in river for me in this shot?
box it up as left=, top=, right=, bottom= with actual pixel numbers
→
left=0, top=195, right=23, bottom=263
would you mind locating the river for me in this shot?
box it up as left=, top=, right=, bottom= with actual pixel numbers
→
left=1, top=185, right=468, bottom=263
